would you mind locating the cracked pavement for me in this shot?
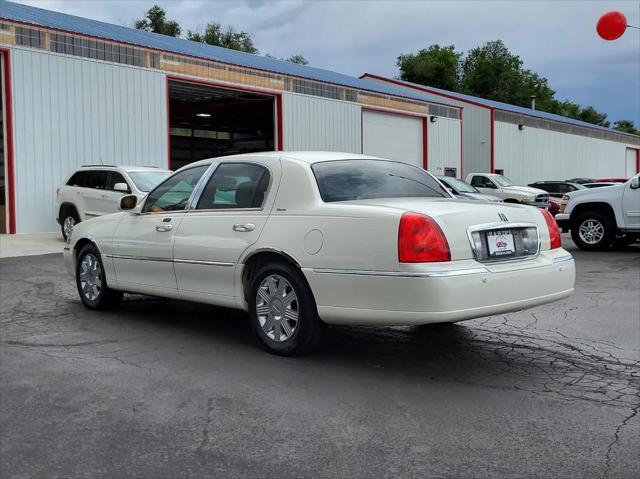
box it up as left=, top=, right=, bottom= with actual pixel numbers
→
left=1, top=239, right=638, bottom=478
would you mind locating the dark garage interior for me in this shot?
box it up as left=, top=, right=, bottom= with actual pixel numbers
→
left=168, top=80, right=275, bottom=170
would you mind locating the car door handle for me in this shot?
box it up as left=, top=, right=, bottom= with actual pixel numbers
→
left=156, top=224, right=173, bottom=232
left=233, top=223, right=255, bottom=232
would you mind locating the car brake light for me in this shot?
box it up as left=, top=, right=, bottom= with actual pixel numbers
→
left=398, top=212, right=451, bottom=262
left=540, top=209, right=561, bottom=249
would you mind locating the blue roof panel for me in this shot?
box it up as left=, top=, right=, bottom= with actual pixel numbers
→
left=367, top=77, right=632, bottom=134
left=0, top=0, right=453, bottom=107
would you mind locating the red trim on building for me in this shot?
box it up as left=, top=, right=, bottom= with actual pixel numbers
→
left=165, top=75, right=284, bottom=161
left=1, top=48, right=16, bottom=234
left=459, top=107, right=464, bottom=178
left=165, top=77, right=171, bottom=169
left=422, top=117, right=428, bottom=170
left=636, top=149, right=640, bottom=174
left=275, top=95, right=283, bottom=151
left=490, top=108, right=496, bottom=173
left=360, top=73, right=493, bottom=110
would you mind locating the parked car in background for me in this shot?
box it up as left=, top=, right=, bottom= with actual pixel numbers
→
left=566, top=177, right=595, bottom=184
left=436, top=176, right=502, bottom=202
left=583, top=182, right=619, bottom=189
left=528, top=181, right=586, bottom=198
left=466, top=173, right=549, bottom=207
left=555, top=174, right=640, bottom=250
left=547, top=197, right=561, bottom=216
left=56, top=165, right=172, bottom=240
left=64, top=152, right=575, bottom=355
left=595, top=177, right=628, bottom=183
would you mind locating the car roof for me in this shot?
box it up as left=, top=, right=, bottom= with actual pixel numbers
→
left=75, top=165, right=171, bottom=172
left=177, top=151, right=392, bottom=171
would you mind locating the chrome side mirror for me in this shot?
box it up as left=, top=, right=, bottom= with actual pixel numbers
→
left=119, top=195, right=138, bottom=211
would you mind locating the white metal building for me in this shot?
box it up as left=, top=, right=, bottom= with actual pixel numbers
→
left=0, top=0, right=464, bottom=233
left=0, top=0, right=637, bottom=234
left=361, top=74, right=640, bottom=184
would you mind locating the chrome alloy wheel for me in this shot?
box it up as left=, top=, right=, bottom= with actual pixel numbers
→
left=256, top=274, right=299, bottom=342
left=578, top=219, right=605, bottom=245
left=79, top=253, right=102, bottom=301
left=63, top=216, right=76, bottom=239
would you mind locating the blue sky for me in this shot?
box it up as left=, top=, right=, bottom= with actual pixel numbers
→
left=17, top=0, right=640, bottom=124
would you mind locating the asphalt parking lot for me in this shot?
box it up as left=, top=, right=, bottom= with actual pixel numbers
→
left=1, top=238, right=638, bottom=478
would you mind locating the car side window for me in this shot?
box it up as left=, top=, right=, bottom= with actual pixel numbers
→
left=556, top=184, right=570, bottom=194
left=471, top=176, right=493, bottom=188
left=196, top=163, right=270, bottom=210
left=67, top=171, right=87, bottom=187
left=107, top=172, right=131, bottom=193
left=142, top=165, right=209, bottom=213
left=84, top=171, right=108, bottom=190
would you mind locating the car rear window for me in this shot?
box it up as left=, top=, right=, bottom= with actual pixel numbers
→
left=311, top=160, right=448, bottom=202
left=66, top=171, right=87, bottom=187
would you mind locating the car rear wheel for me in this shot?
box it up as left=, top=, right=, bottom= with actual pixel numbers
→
left=571, top=212, right=613, bottom=251
left=248, top=262, right=324, bottom=356
left=76, top=244, right=123, bottom=309
left=61, top=209, right=80, bottom=241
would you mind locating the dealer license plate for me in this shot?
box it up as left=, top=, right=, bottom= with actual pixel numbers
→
left=486, top=230, right=515, bottom=257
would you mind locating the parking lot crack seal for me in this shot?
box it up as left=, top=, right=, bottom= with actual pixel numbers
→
left=603, top=405, right=639, bottom=479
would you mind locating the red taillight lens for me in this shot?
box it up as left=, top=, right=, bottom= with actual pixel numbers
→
left=398, top=212, right=451, bottom=262
left=540, top=209, right=561, bottom=249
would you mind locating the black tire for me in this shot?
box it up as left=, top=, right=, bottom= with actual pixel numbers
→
left=75, top=244, right=123, bottom=310
left=248, top=261, right=324, bottom=356
left=570, top=211, right=614, bottom=251
left=60, top=207, right=80, bottom=241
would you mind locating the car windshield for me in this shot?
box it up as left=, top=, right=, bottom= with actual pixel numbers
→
left=492, top=175, right=515, bottom=187
left=312, top=160, right=448, bottom=202
left=442, top=177, right=477, bottom=193
left=128, top=171, right=172, bottom=192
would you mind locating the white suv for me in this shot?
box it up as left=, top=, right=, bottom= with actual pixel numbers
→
left=56, top=165, right=172, bottom=239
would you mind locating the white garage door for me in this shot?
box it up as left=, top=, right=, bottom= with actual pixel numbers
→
left=362, top=110, right=423, bottom=167
left=626, top=148, right=638, bottom=177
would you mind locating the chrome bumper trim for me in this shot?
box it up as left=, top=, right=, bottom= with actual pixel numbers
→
left=312, top=267, right=490, bottom=278
left=551, top=254, right=574, bottom=264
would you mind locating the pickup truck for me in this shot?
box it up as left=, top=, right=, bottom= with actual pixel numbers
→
left=466, top=173, right=549, bottom=207
left=555, top=174, right=640, bottom=250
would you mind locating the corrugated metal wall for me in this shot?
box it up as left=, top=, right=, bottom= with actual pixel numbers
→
left=427, top=117, right=462, bottom=177
left=495, top=121, right=636, bottom=184
left=360, top=77, right=488, bottom=175
left=282, top=92, right=360, bottom=153
left=10, top=47, right=167, bottom=233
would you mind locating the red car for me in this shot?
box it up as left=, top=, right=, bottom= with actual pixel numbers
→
left=595, top=177, right=627, bottom=183
left=547, top=197, right=561, bottom=216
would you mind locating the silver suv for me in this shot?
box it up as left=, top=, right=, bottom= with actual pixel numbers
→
left=56, top=165, right=172, bottom=240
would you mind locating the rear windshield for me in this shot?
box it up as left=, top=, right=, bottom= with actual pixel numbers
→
left=311, top=160, right=448, bottom=202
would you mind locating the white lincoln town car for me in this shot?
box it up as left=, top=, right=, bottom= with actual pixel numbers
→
left=64, top=152, right=575, bottom=355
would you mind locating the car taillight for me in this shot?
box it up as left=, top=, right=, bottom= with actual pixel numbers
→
left=540, top=209, right=561, bottom=249
left=398, top=212, right=451, bottom=262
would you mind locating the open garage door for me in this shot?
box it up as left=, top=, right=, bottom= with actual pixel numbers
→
left=168, top=80, right=276, bottom=170
left=362, top=110, right=424, bottom=168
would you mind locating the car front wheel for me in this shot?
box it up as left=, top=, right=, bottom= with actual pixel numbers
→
left=76, top=244, right=123, bottom=309
left=571, top=212, right=613, bottom=251
left=248, top=262, right=324, bottom=356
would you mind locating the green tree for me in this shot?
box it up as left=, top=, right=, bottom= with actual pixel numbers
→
left=397, top=45, right=461, bottom=91
left=577, top=106, right=609, bottom=127
left=459, top=40, right=556, bottom=109
left=286, top=54, right=309, bottom=65
left=187, top=23, right=258, bottom=54
left=612, top=120, right=639, bottom=135
left=134, top=5, right=181, bottom=37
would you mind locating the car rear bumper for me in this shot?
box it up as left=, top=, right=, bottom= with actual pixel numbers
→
left=304, top=249, right=575, bottom=326
left=554, top=213, right=570, bottom=231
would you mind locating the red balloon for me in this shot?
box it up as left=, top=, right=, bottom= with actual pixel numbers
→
left=597, top=11, right=627, bottom=40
